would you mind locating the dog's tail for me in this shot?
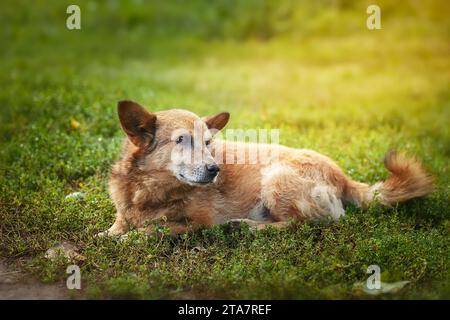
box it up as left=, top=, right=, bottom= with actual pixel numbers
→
left=344, top=151, right=434, bottom=207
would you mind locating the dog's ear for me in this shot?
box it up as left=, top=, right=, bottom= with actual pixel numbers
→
left=203, top=112, right=230, bottom=132
left=118, top=100, right=157, bottom=148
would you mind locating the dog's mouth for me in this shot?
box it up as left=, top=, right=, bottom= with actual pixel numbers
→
left=177, top=173, right=217, bottom=186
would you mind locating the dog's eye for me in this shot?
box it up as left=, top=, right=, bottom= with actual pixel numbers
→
left=175, top=136, right=184, bottom=144
left=205, top=140, right=211, bottom=146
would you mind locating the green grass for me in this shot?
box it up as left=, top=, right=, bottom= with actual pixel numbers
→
left=0, top=0, right=449, bottom=299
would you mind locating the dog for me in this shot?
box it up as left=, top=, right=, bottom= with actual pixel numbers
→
left=98, top=100, right=434, bottom=237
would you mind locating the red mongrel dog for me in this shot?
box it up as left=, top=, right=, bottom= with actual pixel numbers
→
left=99, top=100, right=434, bottom=236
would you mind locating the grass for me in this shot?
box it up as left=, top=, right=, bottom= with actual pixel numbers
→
left=0, top=0, right=449, bottom=299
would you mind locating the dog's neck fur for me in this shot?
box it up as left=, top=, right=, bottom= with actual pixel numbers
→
left=122, top=150, right=197, bottom=207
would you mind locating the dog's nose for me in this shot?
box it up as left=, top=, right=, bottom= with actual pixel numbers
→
left=206, top=164, right=220, bottom=175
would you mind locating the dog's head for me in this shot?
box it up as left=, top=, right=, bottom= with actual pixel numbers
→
left=117, top=100, right=229, bottom=186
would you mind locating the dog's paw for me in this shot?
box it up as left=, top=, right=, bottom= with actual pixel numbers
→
left=95, top=230, right=109, bottom=238
left=95, top=230, right=124, bottom=238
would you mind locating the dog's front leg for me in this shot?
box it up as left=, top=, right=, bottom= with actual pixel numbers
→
left=96, top=216, right=129, bottom=237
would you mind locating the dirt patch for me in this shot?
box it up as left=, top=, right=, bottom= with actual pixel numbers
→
left=0, top=259, right=80, bottom=300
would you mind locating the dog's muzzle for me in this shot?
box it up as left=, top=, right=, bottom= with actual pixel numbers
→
left=195, top=163, right=219, bottom=184
left=179, top=164, right=220, bottom=185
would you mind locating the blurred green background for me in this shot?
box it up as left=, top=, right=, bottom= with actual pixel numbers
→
left=0, top=0, right=449, bottom=299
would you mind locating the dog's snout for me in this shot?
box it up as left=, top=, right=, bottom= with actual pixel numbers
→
left=206, top=163, right=220, bottom=175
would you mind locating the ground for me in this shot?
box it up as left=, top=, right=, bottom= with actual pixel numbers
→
left=0, top=1, right=449, bottom=299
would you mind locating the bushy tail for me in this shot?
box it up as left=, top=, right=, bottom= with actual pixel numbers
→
left=345, top=151, right=434, bottom=207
